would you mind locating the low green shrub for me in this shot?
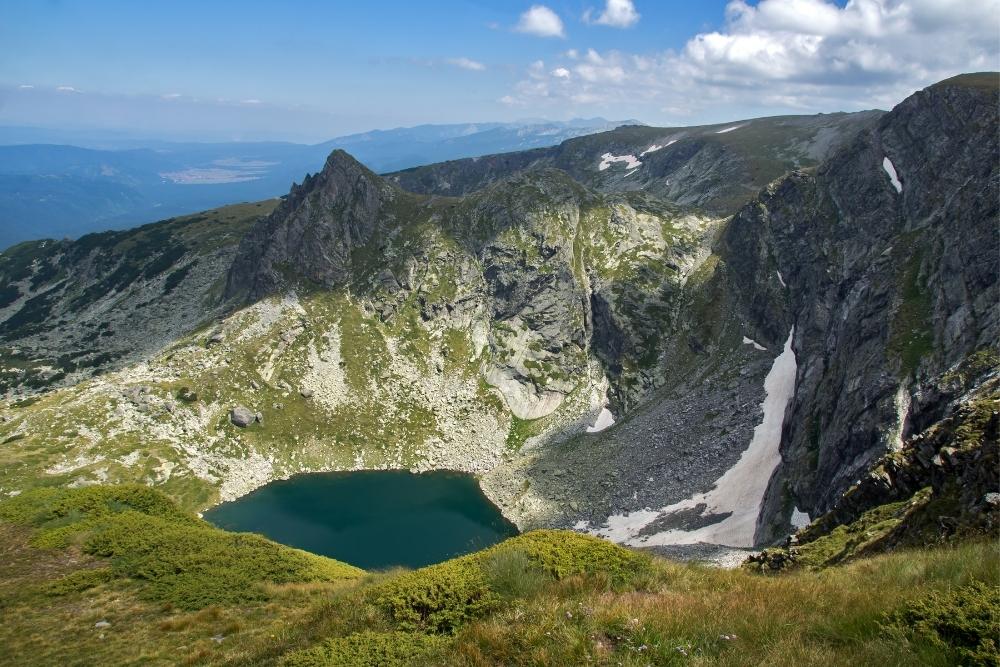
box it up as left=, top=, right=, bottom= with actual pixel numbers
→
left=368, top=559, right=499, bottom=634
left=0, top=485, right=364, bottom=610
left=43, top=567, right=114, bottom=596
left=504, top=530, right=653, bottom=586
left=83, top=510, right=361, bottom=609
left=0, top=484, right=192, bottom=529
left=480, top=547, right=550, bottom=599
left=366, top=530, right=650, bottom=635
left=883, top=581, right=1000, bottom=666
left=280, top=631, right=447, bottom=666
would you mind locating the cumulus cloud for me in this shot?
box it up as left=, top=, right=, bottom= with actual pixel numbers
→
left=446, top=57, right=486, bottom=71
left=503, top=0, right=1000, bottom=118
left=516, top=5, right=566, bottom=38
left=584, top=0, right=640, bottom=28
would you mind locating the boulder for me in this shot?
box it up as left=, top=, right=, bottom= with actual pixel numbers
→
left=230, top=406, right=256, bottom=427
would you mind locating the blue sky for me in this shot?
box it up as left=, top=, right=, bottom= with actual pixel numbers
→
left=1, top=0, right=996, bottom=142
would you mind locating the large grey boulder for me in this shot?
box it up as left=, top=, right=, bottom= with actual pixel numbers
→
left=229, top=406, right=256, bottom=427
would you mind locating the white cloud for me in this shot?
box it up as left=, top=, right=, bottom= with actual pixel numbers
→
left=503, top=0, right=1000, bottom=119
left=161, top=93, right=182, bottom=100
left=516, top=5, right=566, bottom=38
left=446, top=57, right=486, bottom=71
left=584, top=0, right=640, bottom=28
left=18, top=84, right=34, bottom=89
left=240, top=99, right=262, bottom=105
left=56, top=86, right=79, bottom=93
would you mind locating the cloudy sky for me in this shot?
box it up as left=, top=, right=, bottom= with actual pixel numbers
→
left=1, top=0, right=997, bottom=142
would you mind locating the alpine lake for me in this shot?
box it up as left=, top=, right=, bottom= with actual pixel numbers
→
left=203, top=470, right=519, bottom=570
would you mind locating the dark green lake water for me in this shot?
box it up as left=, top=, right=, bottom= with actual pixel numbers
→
left=203, top=470, right=518, bottom=570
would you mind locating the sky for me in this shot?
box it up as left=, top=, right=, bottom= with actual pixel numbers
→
left=1, top=0, right=997, bottom=143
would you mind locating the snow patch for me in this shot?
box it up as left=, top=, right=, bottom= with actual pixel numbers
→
left=715, top=124, right=745, bottom=134
left=791, top=507, right=811, bottom=529
left=640, top=139, right=677, bottom=156
left=882, top=156, right=902, bottom=193
left=742, top=336, right=767, bottom=351
left=581, top=328, right=797, bottom=548
left=598, top=153, right=642, bottom=171
left=776, top=271, right=786, bottom=288
left=586, top=407, right=615, bottom=433
left=891, top=384, right=911, bottom=451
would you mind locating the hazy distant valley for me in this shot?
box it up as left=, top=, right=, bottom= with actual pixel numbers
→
left=0, top=119, right=631, bottom=249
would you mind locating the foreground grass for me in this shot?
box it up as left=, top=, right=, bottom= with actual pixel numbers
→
left=0, top=485, right=996, bottom=665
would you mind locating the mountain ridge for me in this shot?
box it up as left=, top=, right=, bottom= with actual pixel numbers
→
left=0, top=74, right=994, bottom=563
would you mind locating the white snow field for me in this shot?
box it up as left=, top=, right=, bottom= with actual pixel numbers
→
left=882, top=156, right=903, bottom=192
left=581, top=328, right=798, bottom=548
left=598, top=152, right=642, bottom=171
left=586, top=407, right=616, bottom=433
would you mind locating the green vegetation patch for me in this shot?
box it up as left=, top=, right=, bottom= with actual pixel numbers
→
left=888, top=244, right=934, bottom=376
left=280, top=631, right=448, bottom=667
left=368, top=557, right=500, bottom=633
left=0, top=485, right=363, bottom=610
left=883, top=582, right=1000, bottom=666
left=43, top=567, right=114, bottom=596
left=367, top=529, right=651, bottom=634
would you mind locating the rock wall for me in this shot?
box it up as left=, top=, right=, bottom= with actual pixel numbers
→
left=720, top=73, right=999, bottom=519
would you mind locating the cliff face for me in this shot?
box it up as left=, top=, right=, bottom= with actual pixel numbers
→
left=720, top=73, right=999, bottom=519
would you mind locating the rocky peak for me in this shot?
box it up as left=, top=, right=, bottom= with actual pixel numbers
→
left=225, top=150, right=397, bottom=302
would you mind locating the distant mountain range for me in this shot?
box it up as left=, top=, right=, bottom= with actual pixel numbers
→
left=0, top=118, right=636, bottom=250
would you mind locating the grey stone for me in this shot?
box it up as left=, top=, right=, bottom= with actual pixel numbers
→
left=229, top=406, right=256, bottom=427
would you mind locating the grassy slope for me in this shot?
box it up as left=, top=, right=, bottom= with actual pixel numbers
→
left=0, top=485, right=996, bottom=666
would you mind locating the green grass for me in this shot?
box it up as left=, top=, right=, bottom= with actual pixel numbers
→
left=0, top=485, right=362, bottom=610
left=0, top=485, right=996, bottom=666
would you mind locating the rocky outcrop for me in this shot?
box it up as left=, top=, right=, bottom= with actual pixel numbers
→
left=225, top=151, right=396, bottom=302
left=748, top=372, right=999, bottom=570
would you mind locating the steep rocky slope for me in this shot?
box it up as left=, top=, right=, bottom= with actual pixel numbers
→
left=0, top=75, right=994, bottom=558
left=387, top=111, right=883, bottom=215
left=0, top=201, right=276, bottom=392
left=717, top=72, right=999, bottom=523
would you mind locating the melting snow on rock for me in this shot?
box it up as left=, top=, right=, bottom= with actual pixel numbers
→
left=742, top=336, right=767, bottom=351
left=790, top=507, right=811, bottom=529
left=580, top=328, right=797, bottom=548
left=882, top=156, right=903, bottom=193
left=598, top=153, right=642, bottom=171
left=586, top=407, right=615, bottom=433
left=640, top=139, right=677, bottom=156
left=715, top=124, right=745, bottom=134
